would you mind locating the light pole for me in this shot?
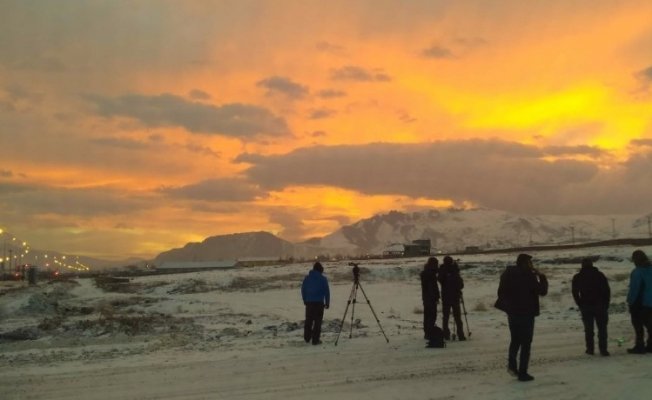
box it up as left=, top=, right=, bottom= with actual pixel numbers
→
left=0, top=228, right=5, bottom=273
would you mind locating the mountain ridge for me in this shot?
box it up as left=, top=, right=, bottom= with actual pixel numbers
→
left=152, top=208, right=652, bottom=263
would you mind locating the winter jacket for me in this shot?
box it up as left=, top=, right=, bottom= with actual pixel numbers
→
left=572, top=266, right=610, bottom=309
left=438, top=262, right=464, bottom=304
left=496, top=265, right=548, bottom=316
left=301, top=270, right=330, bottom=306
left=627, top=265, right=652, bottom=308
left=421, top=268, right=440, bottom=306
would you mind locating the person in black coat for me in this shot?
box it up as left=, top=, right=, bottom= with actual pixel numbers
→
left=439, top=256, right=465, bottom=341
left=572, top=258, right=610, bottom=356
left=420, top=257, right=440, bottom=344
left=496, top=253, right=548, bottom=382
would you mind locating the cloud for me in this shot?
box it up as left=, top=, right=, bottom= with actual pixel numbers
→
left=184, top=142, right=220, bottom=158
left=256, top=76, right=309, bottom=99
left=317, top=89, right=347, bottom=98
left=90, top=137, right=150, bottom=150
left=159, top=178, right=264, bottom=202
left=309, top=108, right=336, bottom=119
left=421, top=44, right=455, bottom=59
left=188, top=89, right=212, bottom=100
left=638, top=65, right=652, bottom=81
left=330, top=66, right=392, bottom=82
left=0, top=169, right=13, bottom=178
left=86, top=93, right=290, bottom=138
left=542, top=145, right=606, bottom=157
left=0, top=183, right=149, bottom=217
left=237, top=139, right=633, bottom=214
left=316, top=41, right=346, bottom=54
left=267, top=209, right=311, bottom=241
left=630, top=138, right=652, bottom=147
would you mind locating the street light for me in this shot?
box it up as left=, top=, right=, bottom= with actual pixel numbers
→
left=0, top=228, right=4, bottom=273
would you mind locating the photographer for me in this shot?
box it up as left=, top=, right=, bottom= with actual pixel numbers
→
left=572, top=258, right=610, bottom=356
left=439, top=256, right=465, bottom=341
left=420, top=257, right=440, bottom=346
left=496, top=253, right=548, bottom=382
left=301, top=262, right=330, bottom=345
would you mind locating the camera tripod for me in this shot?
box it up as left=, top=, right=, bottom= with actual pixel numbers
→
left=334, top=263, right=389, bottom=346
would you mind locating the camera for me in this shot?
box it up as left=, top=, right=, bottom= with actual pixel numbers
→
left=348, top=262, right=360, bottom=282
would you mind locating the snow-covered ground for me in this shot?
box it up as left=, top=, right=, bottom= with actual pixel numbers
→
left=1, top=245, right=651, bottom=399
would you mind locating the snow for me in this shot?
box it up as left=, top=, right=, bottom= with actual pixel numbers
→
left=1, top=245, right=652, bottom=399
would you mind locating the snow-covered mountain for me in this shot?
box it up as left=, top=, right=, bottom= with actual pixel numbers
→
left=317, top=208, right=652, bottom=254
left=150, top=208, right=652, bottom=262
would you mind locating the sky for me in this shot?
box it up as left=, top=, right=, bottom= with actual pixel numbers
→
left=1, top=0, right=652, bottom=260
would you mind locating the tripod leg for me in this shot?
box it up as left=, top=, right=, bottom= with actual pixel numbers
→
left=335, top=282, right=357, bottom=346
left=460, top=294, right=471, bottom=338
left=349, top=283, right=358, bottom=338
left=357, top=282, right=390, bottom=343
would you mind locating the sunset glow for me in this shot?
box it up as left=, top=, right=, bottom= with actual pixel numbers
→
left=1, top=1, right=651, bottom=259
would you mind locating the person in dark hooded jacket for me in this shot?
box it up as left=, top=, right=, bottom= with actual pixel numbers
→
left=420, top=257, right=440, bottom=344
left=301, top=262, right=330, bottom=345
left=572, top=258, right=610, bottom=356
left=496, top=253, right=548, bottom=382
left=626, top=249, right=652, bottom=354
left=438, top=256, right=465, bottom=341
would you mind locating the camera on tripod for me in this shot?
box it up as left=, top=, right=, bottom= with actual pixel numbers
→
left=335, top=261, right=389, bottom=345
left=348, top=262, right=360, bottom=282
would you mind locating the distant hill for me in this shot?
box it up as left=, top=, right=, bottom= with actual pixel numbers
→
left=154, top=231, right=296, bottom=264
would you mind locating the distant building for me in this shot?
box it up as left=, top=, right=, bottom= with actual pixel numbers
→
left=156, top=260, right=238, bottom=273
left=382, top=243, right=405, bottom=258
left=382, top=239, right=432, bottom=258
left=464, top=246, right=481, bottom=253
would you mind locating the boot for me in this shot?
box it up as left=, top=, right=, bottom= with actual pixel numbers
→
left=627, top=346, right=646, bottom=354
left=518, top=372, right=534, bottom=382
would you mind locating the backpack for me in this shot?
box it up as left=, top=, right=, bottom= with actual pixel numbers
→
left=427, top=326, right=446, bottom=348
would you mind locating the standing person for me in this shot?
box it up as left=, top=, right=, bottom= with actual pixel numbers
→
left=439, top=256, right=465, bottom=341
left=626, top=249, right=652, bottom=354
left=495, top=253, right=548, bottom=382
left=421, top=257, right=440, bottom=346
left=572, top=258, right=611, bottom=356
left=301, top=262, right=330, bottom=345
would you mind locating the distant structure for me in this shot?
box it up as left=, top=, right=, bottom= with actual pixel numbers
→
left=236, top=256, right=280, bottom=267
left=464, top=246, right=481, bottom=253
left=384, top=239, right=431, bottom=258
left=156, top=260, right=238, bottom=273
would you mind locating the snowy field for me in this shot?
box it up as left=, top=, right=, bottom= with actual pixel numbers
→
left=1, top=245, right=652, bottom=400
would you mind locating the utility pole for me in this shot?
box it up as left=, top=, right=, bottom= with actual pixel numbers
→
left=570, top=225, right=575, bottom=245
left=611, top=218, right=616, bottom=240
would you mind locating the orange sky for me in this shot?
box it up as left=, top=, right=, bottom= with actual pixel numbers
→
left=1, top=1, right=651, bottom=260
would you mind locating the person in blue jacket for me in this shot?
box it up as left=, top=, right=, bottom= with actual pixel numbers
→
left=626, top=249, right=652, bottom=354
left=301, top=261, right=330, bottom=345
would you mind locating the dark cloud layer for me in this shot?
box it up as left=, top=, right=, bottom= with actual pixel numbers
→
left=421, top=44, right=455, bottom=59
left=309, top=108, right=336, bottom=119
left=159, top=178, right=264, bottom=202
left=0, top=183, right=149, bottom=217
left=542, top=145, right=606, bottom=157
left=256, top=76, right=309, bottom=99
left=317, top=89, right=347, bottom=98
left=90, top=137, right=150, bottom=150
left=86, top=93, right=290, bottom=138
left=330, top=66, right=392, bottom=82
left=236, top=139, right=652, bottom=214
left=639, top=65, right=652, bottom=80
